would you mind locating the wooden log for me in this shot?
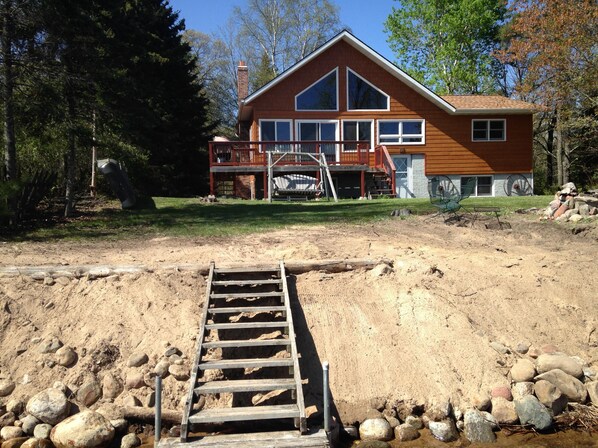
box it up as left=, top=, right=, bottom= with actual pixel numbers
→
left=0, top=258, right=392, bottom=280
left=122, top=406, right=182, bottom=424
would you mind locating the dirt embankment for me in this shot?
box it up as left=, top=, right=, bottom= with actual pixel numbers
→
left=0, top=215, right=596, bottom=423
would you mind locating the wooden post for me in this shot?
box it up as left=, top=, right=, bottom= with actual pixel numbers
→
left=360, top=171, right=365, bottom=198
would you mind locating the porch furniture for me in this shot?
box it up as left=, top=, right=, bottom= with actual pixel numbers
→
left=472, top=206, right=505, bottom=229
left=272, top=174, right=323, bottom=201
left=428, top=176, right=476, bottom=222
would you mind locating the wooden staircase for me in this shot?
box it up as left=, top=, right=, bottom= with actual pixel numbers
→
left=180, top=261, right=307, bottom=441
left=367, top=172, right=395, bottom=198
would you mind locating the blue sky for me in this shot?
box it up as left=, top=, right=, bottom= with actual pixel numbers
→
left=169, top=0, right=398, bottom=61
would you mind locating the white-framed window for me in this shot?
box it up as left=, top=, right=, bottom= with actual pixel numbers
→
left=377, top=119, right=425, bottom=145
left=461, top=176, right=493, bottom=196
left=295, top=68, right=338, bottom=111
left=259, top=119, right=292, bottom=152
left=472, top=119, right=506, bottom=141
left=341, top=120, right=373, bottom=152
left=346, top=68, right=389, bottom=111
left=296, top=120, right=339, bottom=162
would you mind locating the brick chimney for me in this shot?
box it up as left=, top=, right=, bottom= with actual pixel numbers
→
left=237, top=60, right=248, bottom=106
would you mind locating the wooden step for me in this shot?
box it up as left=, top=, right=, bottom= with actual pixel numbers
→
left=203, top=339, right=290, bottom=349
left=199, top=357, right=293, bottom=370
left=204, top=322, right=288, bottom=330
left=195, top=378, right=296, bottom=394
left=208, top=306, right=286, bottom=314
left=214, top=266, right=280, bottom=274
left=188, top=404, right=300, bottom=424
left=212, top=279, right=282, bottom=286
left=210, top=292, right=284, bottom=299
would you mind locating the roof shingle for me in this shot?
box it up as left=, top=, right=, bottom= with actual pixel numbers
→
left=441, top=95, right=538, bottom=111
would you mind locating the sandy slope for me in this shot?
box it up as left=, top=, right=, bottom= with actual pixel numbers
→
left=0, top=215, right=596, bottom=423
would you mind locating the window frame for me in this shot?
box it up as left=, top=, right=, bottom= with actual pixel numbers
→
left=377, top=119, right=425, bottom=145
left=460, top=175, right=494, bottom=197
left=258, top=119, right=293, bottom=152
left=346, top=68, right=390, bottom=111
left=341, top=119, right=374, bottom=152
left=294, top=68, right=339, bottom=112
left=471, top=119, right=506, bottom=142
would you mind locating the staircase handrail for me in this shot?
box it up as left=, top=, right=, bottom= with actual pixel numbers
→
left=375, top=145, right=397, bottom=194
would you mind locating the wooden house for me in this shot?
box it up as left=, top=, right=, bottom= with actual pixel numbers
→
left=209, top=31, right=536, bottom=199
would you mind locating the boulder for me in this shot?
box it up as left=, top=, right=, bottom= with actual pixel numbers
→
left=76, top=379, right=102, bottom=407
left=50, top=410, right=115, bottom=448
left=511, top=359, right=536, bottom=382
left=394, top=423, right=419, bottom=442
left=514, top=395, right=552, bottom=430
left=38, top=337, right=62, bottom=354
left=26, top=388, right=70, bottom=425
left=20, top=440, right=53, bottom=448
left=534, top=380, right=568, bottom=415
left=471, top=393, right=491, bottom=411
left=404, top=415, right=423, bottom=430
left=384, top=416, right=399, bottom=429
left=491, top=397, right=518, bottom=424
left=535, top=369, right=587, bottom=402
left=536, top=354, right=583, bottom=378
left=0, top=411, right=16, bottom=427
left=428, top=419, right=458, bottom=442
left=126, top=353, right=148, bottom=368
left=480, top=411, right=499, bottom=430
left=464, top=409, right=496, bottom=444
left=0, top=427, right=24, bottom=440
left=153, top=361, right=170, bottom=378
left=342, top=425, right=358, bottom=439
left=33, top=424, right=53, bottom=439
left=20, top=414, right=40, bottom=436
left=120, top=434, right=140, bottom=448
left=5, top=399, right=25, bottom=415
left=358, top=418, right=392, bottom=441
left=122, top=396, right=141, bottom=408
left=101, top=373, right=123, bottom=400
left=0, top=380, right=16, bottom=397
left=0, top=437, right=28, bottom=448
left=585, top=381, right=598, bottom=406
left=515, top=342, right=531, bottom=354
left=512, top=382, right=535, bottom=401
left=164, top=347, right=181, bottom=357
left=55, top=347, right=77, bottom=367
left=168, top=365, right=190, bottom=381
left=125, top=373, right=145, bottom=390
left=491, top=386, right=512, bottom=401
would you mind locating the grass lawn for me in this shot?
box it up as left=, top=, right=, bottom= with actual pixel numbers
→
left=13, top=195, right=551, bottom=241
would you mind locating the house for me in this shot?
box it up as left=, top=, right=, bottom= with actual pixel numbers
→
left=209, top=30, right=536, bottom=199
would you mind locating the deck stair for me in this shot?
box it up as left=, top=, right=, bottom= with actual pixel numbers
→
left=367, top=172, right=395, bottom=198
left=180, top=261, right=307, bottom=442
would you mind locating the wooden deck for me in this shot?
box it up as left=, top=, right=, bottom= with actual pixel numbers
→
left=158, top=429, right=329, bottom=448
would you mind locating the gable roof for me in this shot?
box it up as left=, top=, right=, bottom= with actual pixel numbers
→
left=442, top=95, right=539, bottom=114
left=241, top=30, right=537, bottom=116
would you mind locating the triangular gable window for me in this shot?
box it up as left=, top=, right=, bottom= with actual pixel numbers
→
left=347, top=68, right=389, bottom=110
left=295, top=68, right=338, bottom=111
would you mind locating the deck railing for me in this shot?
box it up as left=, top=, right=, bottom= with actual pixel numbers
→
left=209, top=140, right=371, bottom=167
left=374, top=145, right=397, bottom=193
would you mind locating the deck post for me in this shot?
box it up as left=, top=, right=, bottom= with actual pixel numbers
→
left=360, top=171, right=365, bottom=198
left=155, top=375, right=162, bottom=446
left=323, top=361, right=330, bottom=433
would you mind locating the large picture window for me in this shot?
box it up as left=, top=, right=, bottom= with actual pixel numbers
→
left=259, top=120, right=292, bottom=151
left=347, top=69, right=389, bottom=110
left=342, top=120, right=373, bottom=151
left=378, top=120, right=424, bottom=144
left=472, top=119, right=506, bottom=141
left=295, top=69, right=338, bottom=111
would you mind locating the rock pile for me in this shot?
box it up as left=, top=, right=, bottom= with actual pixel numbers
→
left=0, top=341, right=191, bottom=447
left=545, top=182, right=598, bottom=222
left=345, top=344, right=598, bottom=445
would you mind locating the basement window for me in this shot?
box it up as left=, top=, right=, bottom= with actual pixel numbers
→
left=461, top=176, right=493, bottom=196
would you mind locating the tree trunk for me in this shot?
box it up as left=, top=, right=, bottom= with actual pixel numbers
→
left=64, top=82, right=77, bottom=217
left=2, top=0, right=17, bottom=182
left=555, top=110, right=564, bottom=186
left=546, top=113, right=556, bottom=187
